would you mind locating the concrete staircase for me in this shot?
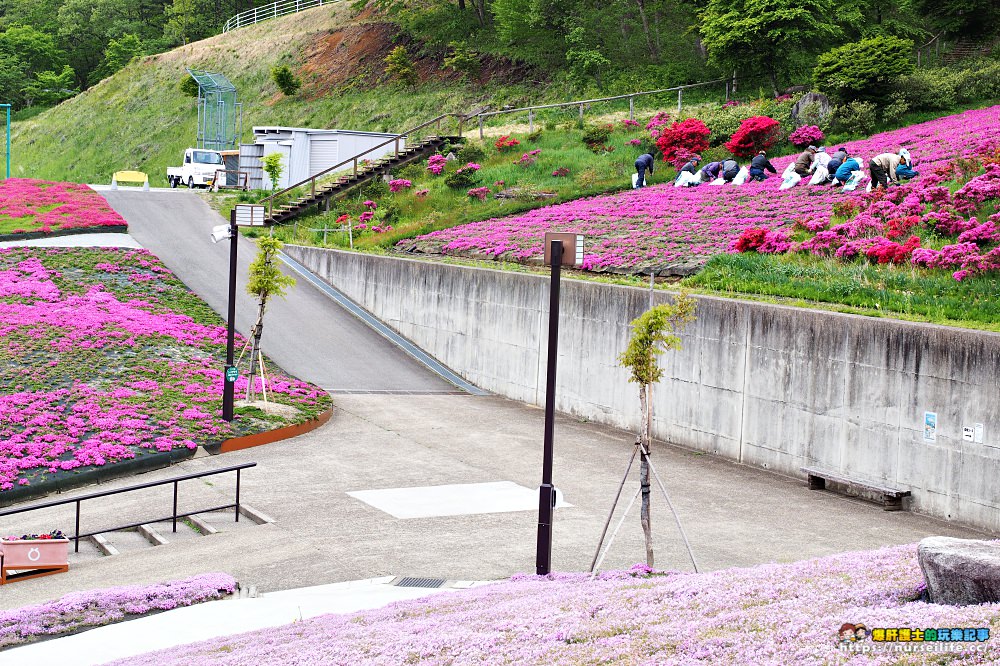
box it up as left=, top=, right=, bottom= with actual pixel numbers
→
left=266, top=134, right=462, bottom=225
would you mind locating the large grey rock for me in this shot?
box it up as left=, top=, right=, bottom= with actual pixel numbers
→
left=918, top=536, right=1000, bottom=606
left=790, top=92, right=831, bottom=127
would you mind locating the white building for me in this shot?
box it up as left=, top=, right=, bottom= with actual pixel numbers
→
left=240, top=127, right=405, bottom=190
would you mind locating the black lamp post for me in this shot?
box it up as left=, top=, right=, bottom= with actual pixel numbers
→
left=536, top=232, right=582, bottom=576
left=220, top=209, right=239, bottom=421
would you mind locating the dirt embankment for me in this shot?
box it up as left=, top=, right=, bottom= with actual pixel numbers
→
left=298, top=11, right=535, bottom=98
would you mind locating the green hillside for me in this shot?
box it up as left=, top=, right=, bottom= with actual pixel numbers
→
left=11, top=3, right=566, bottom=185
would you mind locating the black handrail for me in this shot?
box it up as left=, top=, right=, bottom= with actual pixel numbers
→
left=0, top=462, right=256, bottom=553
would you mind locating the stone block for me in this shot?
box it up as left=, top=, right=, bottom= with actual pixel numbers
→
left=918, top=536, right=1000, bottom=606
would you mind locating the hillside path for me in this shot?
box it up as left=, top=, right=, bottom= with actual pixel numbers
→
left=97, top=189, right=454, bottom=393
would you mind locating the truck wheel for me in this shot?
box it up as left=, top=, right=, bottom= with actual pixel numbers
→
left=187, top=177, right=194, bottom=189
left=170, top=177, right=178, bottom=188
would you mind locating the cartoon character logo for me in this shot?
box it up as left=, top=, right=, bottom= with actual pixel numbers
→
left=839, top=623, right=857, bottom=644
left=854, top=624, right=869, bottom=641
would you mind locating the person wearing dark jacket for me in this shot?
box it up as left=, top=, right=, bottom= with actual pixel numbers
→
left=721, top=159, right=740, bottom=182
left=748, top=151, right=777, bottom=181
left=678, top=156, right=701, bottom=176
left=700, top=161, right=723, bottom=182
left=827, top=147, right=848, bottom=176
left=634, top=153, right=655, bottom=188
left=793, top=145, right=817, bottom=177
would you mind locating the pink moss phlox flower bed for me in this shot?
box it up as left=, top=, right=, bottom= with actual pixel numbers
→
left=0, top=247, right=330, bottom=492
left=107, top=544, right=1000, bottom=665
left=405, top=106, right=1000, bottom=275
left=0, top=573, right=236, bottom=649
left=0, top=179, right=126, bottom=235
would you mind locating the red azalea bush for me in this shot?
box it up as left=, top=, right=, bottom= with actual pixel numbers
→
left=495, top=135, right=520, bottom=152
left=655, top=118, right=711, bottom=164
left=725, top=116, right=782, bottom=158
left=789, top=125, right=825, bottom=148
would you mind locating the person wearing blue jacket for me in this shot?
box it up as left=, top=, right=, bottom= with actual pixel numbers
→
left=833, top=157, right=861, bottom=185
left=634, top=153, right=655, bottom=188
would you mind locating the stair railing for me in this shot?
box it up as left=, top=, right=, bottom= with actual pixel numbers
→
left=263, top=113, right=465, bottom=220
left=915, top=33, right=943, bottom=67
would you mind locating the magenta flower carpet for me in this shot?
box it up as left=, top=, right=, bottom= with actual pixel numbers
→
left=108, top=545, right=1000, bottom=665
left=0, top=247, right=329, bottom=495
left=0, top=179, right=126, bottom=236
left=404, top=106, right=1000, bottom=275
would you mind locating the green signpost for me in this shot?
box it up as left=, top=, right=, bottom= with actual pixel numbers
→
left=225, top=365, right=238, bottom=382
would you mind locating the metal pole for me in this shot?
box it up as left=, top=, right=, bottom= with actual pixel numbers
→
left=222, top=209, right=238, bottom=421
left=536, top=239, right=562, bottom=576
left=74, top=500, right=81, bottom=553
left=172, top=481, right=179, bottom=533
left=528, top=109, right=534, bottom=133
left=629, top=96, right=634, bottom=120
left=235, top=469, right=242, bottom=523
left=677, top=88, right=682, bottom=113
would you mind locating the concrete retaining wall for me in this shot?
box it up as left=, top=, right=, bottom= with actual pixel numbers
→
left=286, top=245, right=1000, bottom=532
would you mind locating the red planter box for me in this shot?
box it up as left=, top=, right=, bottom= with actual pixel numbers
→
left=0, top=538, right=70, bottom=584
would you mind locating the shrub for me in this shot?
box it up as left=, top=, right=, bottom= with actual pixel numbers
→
left=457, top=143, right=486, bottom=164
left=271, top=65, right=301, bottom=96
left=443, top=41, right=480, bottom=78
left=467, top=187, right=490, bottom=201
left=813, top=36, right=915, bottom=102
left=830, top=101, right=877, bottom=135
left=582, top=124, right=613, bottom=151
left=894, top=68, right=957, bottom=111
left=655, top=118, right=711, bottom=164
left=514, top=150, right=541, bottom=167
left=495, top=135, right=520, bottom=152
left=444, top=169, right=480, bottom=189
left=426, top=154, right=447, bottom=175
left=724, top=116, right=781, bottom=158
left=882, top=92, right=910, bottom=125
left=384, top=46, right=418, bottom=86
left=179, top=75, right=199, bottom=97
left=788, top=125, right=825, bottom=148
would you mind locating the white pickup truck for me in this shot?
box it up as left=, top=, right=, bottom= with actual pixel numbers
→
left=167, top=148, right=224, bottom=188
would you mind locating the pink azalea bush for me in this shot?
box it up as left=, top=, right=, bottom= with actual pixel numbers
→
left=426, top=154, right=447, bottom=175
left=0, top=573, right=236, bottom=649
left=0, top=248, right=330, bottom=492
left=388, top=179, right=412, bottom=193
left=403, top=106, right=1000, bottom=276
left=0, top=179, right=126, bottom=235
left=789, top=125, right=826, bottom=147
left=107, top=544, right=1000, bottom=665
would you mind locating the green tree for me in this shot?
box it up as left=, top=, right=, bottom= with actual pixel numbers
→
left=384, top=45, right=418, bottom=86
left=179, top=74, right=200, bottom=97
left=163, top=0, right=217, bottom=45
left=100, top=34, right=145, bottom=79
left=700, top=0, right=841, bottom=94
left=618, top=294, right=696, bottom=566
left=443, top=41, right=480, bottom=78
left=813, top=36, right=914, bottom=102
left=565, top=26, right=611, bottom=86
left=271, top=64, right=301, bottom=96
left=261, top=152, right=284, bottom=191
left=245, top=235, right=296, bottom=401
left=21, top=65, right=78, bottom=107
left=0, top=25, right=65, bottom=77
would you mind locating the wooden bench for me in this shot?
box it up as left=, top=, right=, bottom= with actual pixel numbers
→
left=801, top=467, right=911, bottom=511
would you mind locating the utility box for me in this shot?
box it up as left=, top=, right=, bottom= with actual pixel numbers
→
left=241, top=127, right=404, bottom=190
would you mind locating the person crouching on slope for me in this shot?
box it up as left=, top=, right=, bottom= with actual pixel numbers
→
left=869, top=148, right=913, bottom=189
left=699, top=161, right=723, bottom=182
left=634, top=152, right=655, bottom=188
left=748, top=151, right=777, bottom=181
left=793, top=145, right=817, bottom=177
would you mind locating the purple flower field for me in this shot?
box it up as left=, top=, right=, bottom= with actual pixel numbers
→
left=108, top=545, right=1000, bottom=665
left=405, top=106, right=1000, bottom=275
left=0, top=573, right=236, bottom=648
left=0, top=247, right=330, bottom=493
left=0, top=179, right=126, bottom=235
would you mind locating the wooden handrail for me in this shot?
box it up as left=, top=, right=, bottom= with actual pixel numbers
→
left=264, top=113, right=465, bottom=219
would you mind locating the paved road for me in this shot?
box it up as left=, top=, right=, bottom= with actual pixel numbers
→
left=98, top=190, right=453, bottom=393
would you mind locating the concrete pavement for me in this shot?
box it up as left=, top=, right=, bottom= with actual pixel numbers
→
left=0, top=393, right=986, bottom=611
left=97, top=189, right=454, bottom=393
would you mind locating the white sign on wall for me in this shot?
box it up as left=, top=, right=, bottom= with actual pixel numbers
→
left=963, top=426, right=975, bottom=442
left=923, top=411, right=937, bottom=443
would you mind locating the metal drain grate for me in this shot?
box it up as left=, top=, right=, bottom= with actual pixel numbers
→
left=394, top=577, right=448, bottom=588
